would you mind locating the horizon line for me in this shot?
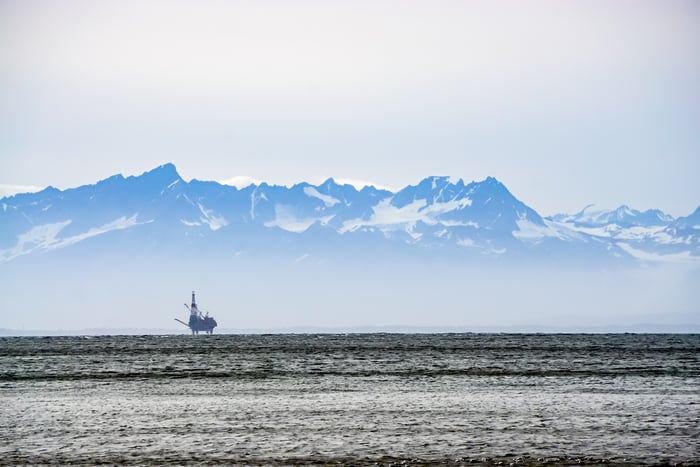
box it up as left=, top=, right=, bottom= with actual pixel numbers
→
left=2, top=323, right=699, bottom=337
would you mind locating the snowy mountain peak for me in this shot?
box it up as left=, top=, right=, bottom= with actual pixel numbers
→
left=1, top=164, right=697, bottom=265
left=669, top=205, right=700, bottom=230
left=614, top=204, right=632, bottom=215
left=427, top=176, right=464, bottom=190
left=320, top=177, right=339, bottom=188
left=132, top=163, right=183, bottom=185
left=390, top=176, right=469, bottom=209
left=552, top=204, right=674, bottom=228
left=470, top=176, right=509, bottom=192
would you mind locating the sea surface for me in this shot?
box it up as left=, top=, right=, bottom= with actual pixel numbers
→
left=0, top=334, right=698, bottom=465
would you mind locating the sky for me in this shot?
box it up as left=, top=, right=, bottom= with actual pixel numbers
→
left=1, top=0, right=699, bottom=217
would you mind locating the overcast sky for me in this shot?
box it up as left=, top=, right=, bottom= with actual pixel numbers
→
left=1, top=0, right=698, bottom=216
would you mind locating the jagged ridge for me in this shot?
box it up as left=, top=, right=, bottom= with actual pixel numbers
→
left=1, top=164, right=698, bottom=264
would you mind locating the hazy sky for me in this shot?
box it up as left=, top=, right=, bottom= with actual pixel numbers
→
left=1, top=0, right=699, bottom=216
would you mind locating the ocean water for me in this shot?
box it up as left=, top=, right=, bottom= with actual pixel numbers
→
left=0, top=334, right=698, bottom=465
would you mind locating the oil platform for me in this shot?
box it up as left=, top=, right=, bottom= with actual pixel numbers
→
left=175, top=291, right=218, bottom=334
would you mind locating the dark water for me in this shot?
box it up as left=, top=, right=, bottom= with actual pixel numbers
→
left=0, top=334, right=698, bottom=465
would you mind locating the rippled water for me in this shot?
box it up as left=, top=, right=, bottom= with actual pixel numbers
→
left=1, top=334, right=698, bottom=465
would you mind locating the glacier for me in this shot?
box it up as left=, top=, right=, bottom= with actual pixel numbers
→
left=0, top=163, right=698, bottom=265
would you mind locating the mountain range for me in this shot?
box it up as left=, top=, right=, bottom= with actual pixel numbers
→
left=2, top=163, right=698, bottom=265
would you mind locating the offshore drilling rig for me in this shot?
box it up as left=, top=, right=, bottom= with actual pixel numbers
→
left=175, top=291, right=218, bottom=334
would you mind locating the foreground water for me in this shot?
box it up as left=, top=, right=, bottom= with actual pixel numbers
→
left=0, top=334, right=698, bottom=465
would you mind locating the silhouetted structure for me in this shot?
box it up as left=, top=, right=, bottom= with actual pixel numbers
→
left=175, top=291, right=217, bottom=334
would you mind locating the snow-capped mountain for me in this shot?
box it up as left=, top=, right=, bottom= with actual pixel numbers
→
left=550, top=204, right=674, bottom=228
left=547, top=204, right=700, bottom=261
left=1, top=163, right=698, bottom=264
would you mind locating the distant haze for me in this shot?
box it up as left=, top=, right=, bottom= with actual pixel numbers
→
left=3, top=253, right=699, bottom=334
left=1, top=1, right=699, bottom=216
left=1, top=164, right=698, bottom=333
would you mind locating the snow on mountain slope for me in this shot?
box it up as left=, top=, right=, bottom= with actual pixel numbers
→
left=303, top=186, right=340, bottom=207
left=341, top=176, right=542, bottom=233
left=551, top=204, right=673, bottom=227
left=1, top=164, right=697, bottom=264
left=548, top=203, right=700, bottom=260
left=0, top=214, right=146, bottom=262
left=512, top=217, right=583, bottom=242
left=196, top=203, right=228, bottom=231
